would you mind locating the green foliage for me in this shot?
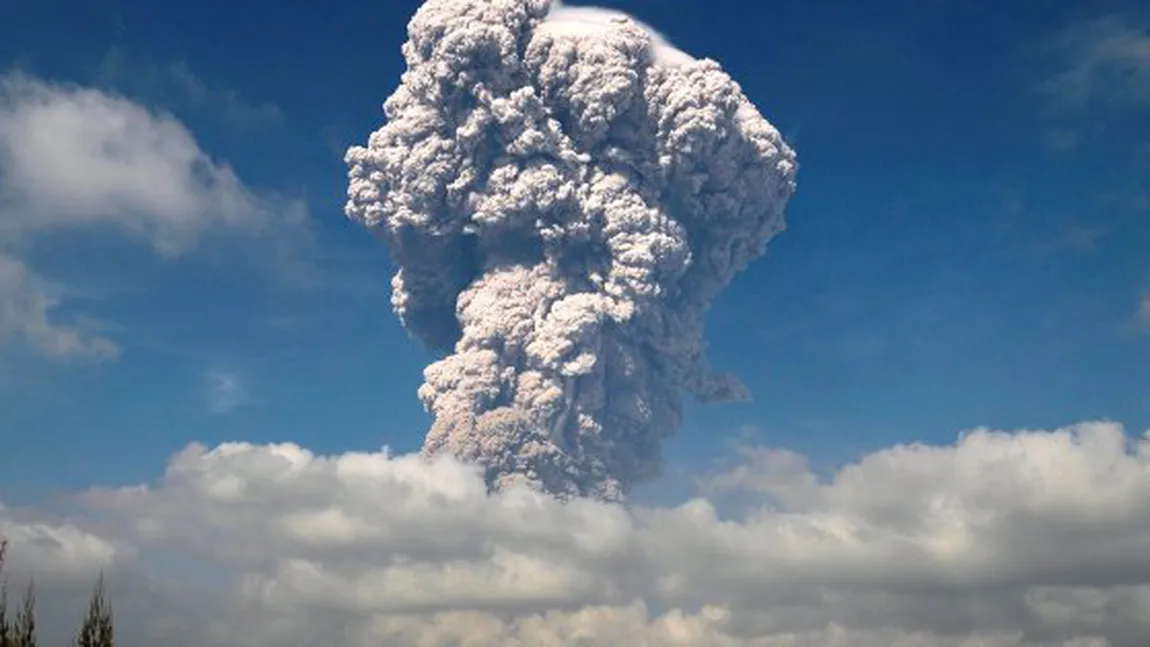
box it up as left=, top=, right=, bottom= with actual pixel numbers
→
left=0, top=539, right=113, bottom=647
left=13, top=581, right=35, bottom=647
left=1, top=540, right=11, bottom=647
left=75, top=575, right=112, bottom=647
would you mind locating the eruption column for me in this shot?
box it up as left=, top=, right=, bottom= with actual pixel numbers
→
left=346, top=0, right=797, bottom=501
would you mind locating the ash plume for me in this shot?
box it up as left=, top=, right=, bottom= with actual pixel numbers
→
left=345, top=0, right=797, bottom=501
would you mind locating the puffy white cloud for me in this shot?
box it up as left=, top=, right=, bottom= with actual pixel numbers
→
left=3, top=421, right=1148, bottom=646
left=0, top=73, right=312, bottom=360
left=0, top=73, right=307, bottom=256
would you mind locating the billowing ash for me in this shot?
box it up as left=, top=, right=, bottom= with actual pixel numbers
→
left=345, top=0, right=797, bottom=501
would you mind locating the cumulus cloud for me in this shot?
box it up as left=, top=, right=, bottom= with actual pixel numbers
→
left=0, top=73, right=307, bottom=255
left=0, top=73, right=312, bottom=360
left=3, top=421, right=1149, bottom=646
left=345, top=0, right=796, bottom=500
left=1042, top=14, right=1150, bottom=107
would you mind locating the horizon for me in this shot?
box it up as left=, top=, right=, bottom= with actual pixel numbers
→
left=1, top=0, right=1149, bottom=645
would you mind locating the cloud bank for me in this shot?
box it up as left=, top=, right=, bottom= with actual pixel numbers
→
left=345, top=0, right=796, bottom=500
left=3, top=421, right=1146, bottom=646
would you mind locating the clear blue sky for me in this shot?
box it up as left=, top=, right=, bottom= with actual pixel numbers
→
left=1, top=0, right=1147, bottom=502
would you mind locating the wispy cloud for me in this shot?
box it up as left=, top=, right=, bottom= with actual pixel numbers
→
left=1064, top=225, right=1103, bottom=252
left=94, top=48, right=284, bottom=130
left=0, top=72, right=313, bottom=361
left=205, top=369, right=245, bottom=413
left=1041, top=14, right=1150, bottom=108
left=0, top=253, right=118, bottom=360
left=1033, top=224, right=1105, bottom=257
left=1044, top=128, right=1081, bottom=152
left=1130, top=292, right=1150, bottom=335
left=163, top=61, right=284, bottom=130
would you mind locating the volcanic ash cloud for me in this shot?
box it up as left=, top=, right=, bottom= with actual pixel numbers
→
left=345, top=0, right=797, bottom=501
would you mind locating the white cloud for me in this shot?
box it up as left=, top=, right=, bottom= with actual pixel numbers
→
left=0, top=73, right=312, bottom=360
left=165, top=62, right=285, bottom=130
left=3, top=421, right=1148, bottom=646
left=0, top=73, right=307, bottom=255
left=1131, top=292, right=1150, bottom=334
left=543, top=1, right=695, bottom=67
left=94, top=50, right=285, bottom=131
left=0, top=252, right=118, bottom=359
left=205, top=369, right=246, bottom=413
left=1042, top=15, right=1150, bottom=107
left=1044, top=129, right=1081, bottom=152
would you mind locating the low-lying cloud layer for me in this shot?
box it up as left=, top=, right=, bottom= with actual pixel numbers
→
left=3, top=421, right=1147, bottom=646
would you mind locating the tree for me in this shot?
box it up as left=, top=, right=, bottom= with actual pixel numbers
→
left=75, top=574, right=113, bottom=647
left=0, top=540, right=11, bottom=647
left=0, top=539, right=113, bottom=647
left=13, top=581, right=35, bottom=647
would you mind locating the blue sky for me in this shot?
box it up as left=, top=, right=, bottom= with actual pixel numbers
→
left=1, top=0, right=1148, bottom=504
